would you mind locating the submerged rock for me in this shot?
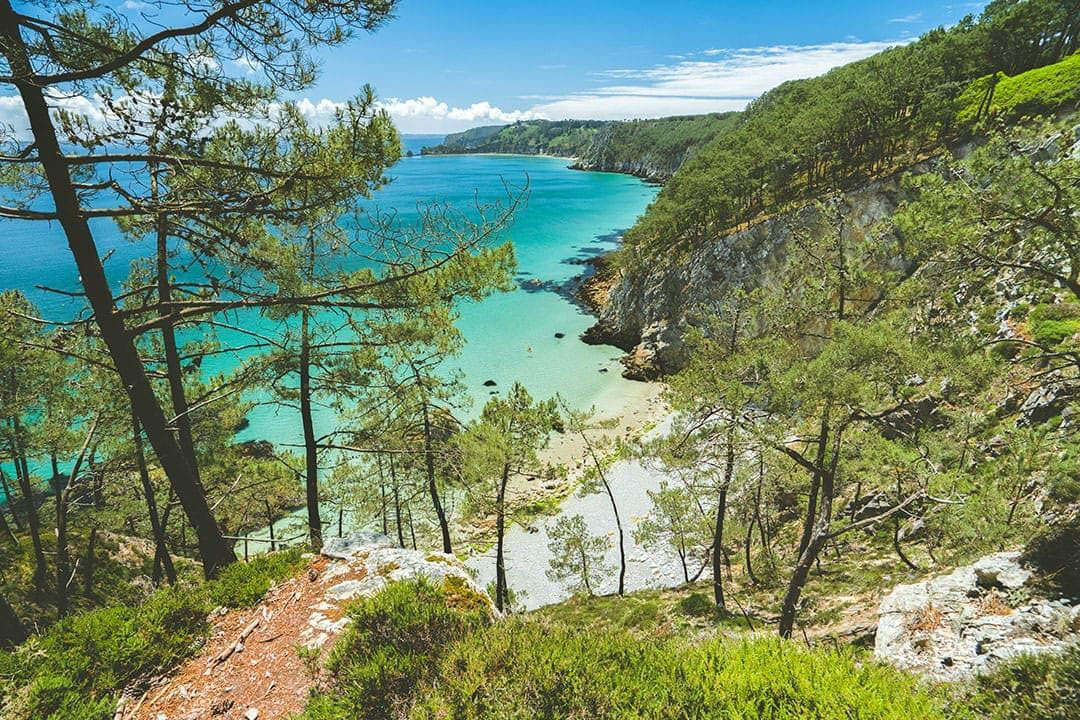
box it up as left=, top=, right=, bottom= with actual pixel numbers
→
left=483, top=379, right=497, bottom=387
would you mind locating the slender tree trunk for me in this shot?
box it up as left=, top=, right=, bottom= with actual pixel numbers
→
left=584, top=438, right=625, bottom=595
left=420, top=397, right=452, bottom=554
left=744, top=512, right=759, bottom=586
left=56, top=417, right=98, bottom=615
left=0, top=593, right=26, bottom=648
left=133, top=415, right=177, bottom=584
left=299, top=310, right=322, bottom=549
left=0, top=4, right=234, bottom=578
left=713, top=427, right=736, bottom=608
left=495, top=463, right=510, bottom=613
left=265, top=499, right=276, bottom=552
left=0, top=468, right=21, bottom=530
left=580, top=547, right=592, bottom=595
left=155, top=215, right=203, bottom=491
left=779, top=443, right=840, bottom=638
left=390, top=455, right=405, bottom=548
left=406, top=503, right=417, bottom=550
left=0, top=502, right=15, bottom=546
left=81, top=527, right=97, bottom=596
left=10, top=419, right=46, bottom=588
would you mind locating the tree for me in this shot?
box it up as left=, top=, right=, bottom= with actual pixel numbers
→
left=634, top=482, right=712, bottom=584
left=560, top=402, right=628, bottom=595
left=458, top=383, right=559, bottom=613
left=0, top=0, right=403, bottom=576
left=650, top=292, right=756, bottom=608
left=546, top=514, right=611, bottom=596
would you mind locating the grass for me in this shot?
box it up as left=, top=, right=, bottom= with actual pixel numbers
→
left=956, top=53, right=1080, bottom=128
left=959, top=643, right=1080, bottom=720
left=409, top=620, right=950, bottom=720
left=0, top=548, right=305, bottom=720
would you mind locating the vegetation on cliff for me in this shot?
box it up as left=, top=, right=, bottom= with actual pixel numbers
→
left=422, top=114, right=739, bottom=180
left=618, top=0, right=1079, bottom=265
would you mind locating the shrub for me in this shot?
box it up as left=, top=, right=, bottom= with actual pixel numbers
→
left=207, top=546, right=303, bottom=609
left=1, top=548, right=305, bottom=719
left=1022, top=515, right=1080, bottom=598
left=410, top=623, right=948, bottom=719
left=1028, top=303, right=1080, bottom=348
left=678, top=591, right=717, bottom=618
left=962, top=643, right=1080, bottom=720
left=299, top=579, right=491, bottom=720
left=1, top=586, right=210, bottom=720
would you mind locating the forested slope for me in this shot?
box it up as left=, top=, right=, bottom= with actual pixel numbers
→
left=421, top=114, right=738, bottom=181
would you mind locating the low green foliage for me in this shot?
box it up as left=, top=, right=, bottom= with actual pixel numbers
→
left=961, top=643, right=1080, bottom=720
left=206, top=546, right=303, bottom=608
left=0, top=548, right=304, bottom=719
left=1028, top=303, right=1080, bottom=348
left=410, top=621, right=948, bottom=720
left=1022, top=515, right=1080, bottom=599
left=0, top=587, right=210, bottom=720
left=298, top=579, right=491, bottom=720
left=956, top=53, right=1080, bottom=128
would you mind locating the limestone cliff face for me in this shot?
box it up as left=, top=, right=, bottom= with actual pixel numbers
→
left=586, top=177, right=909, bottom=379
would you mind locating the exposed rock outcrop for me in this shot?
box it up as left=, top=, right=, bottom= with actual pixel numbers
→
left=874, top=551, right=1080, bottom=681
left=588, top=177, right=911, bottom=378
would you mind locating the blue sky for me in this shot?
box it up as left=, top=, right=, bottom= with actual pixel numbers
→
left=298, top=0, right=989, bottom=133
left=0, top=1, right=990, bottom=137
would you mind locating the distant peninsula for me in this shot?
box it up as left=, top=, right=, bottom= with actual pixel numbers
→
left=421, top=114, right=739, bottom=182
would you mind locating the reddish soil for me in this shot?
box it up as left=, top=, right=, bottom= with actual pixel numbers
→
left=121, top=556, right=366, bottom=720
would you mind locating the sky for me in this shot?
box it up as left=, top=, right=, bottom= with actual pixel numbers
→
left=1, top=0, right=990, bottom=137
left=303, top=0, right=989, bottom=133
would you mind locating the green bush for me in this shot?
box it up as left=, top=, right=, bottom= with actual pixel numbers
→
left=1, top=548, right=306, bottom=719
left=1028, top=303, right=1080, bottom=348
left=1, top=587, right=210, bottom=720
left=410, top=623, right=948, bottom=719
left=962, top=643, right=1080, bottom=720
left=1022, top=515, right=1080, bottom=598
left=678, top=591, right=717, bottom=618
left=299, top=579, right=491, bottom=720
left=207, top=546, right=303, bottom=609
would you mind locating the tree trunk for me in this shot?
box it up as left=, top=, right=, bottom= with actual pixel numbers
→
left=0, top=501, right=15, bottom=546
left=0, top=593, right=26, bottom=648
left=134, top=414, right=176, bottom=584
left=0, top=468, right=22, bottom=530
left=0, top=3, right=234, bottom=578
left=495, top=463, right=510, bottom=613
left=713, top=428, right=736, bottom=609
left=266, top=499, right=276, bottom=552
left=299, top=310, right=322, bottom=549
left=156, top=218, right=203, bottom=493
left=82, top=527, right=97, bottom=596
left=389, top=454, right=405, bottom=548
left=10, top=419, right=46, bottom=588
left=585, top=438, right=625, bottom=596
left=420, top=397, right=452, bottom=554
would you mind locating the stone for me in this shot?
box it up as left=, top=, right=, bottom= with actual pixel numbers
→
left=554, top=332, right=565, bottom=339
left=874, top=551, right=1070, bottom=681
left=483, top=379, right=497, bottom=387
left=244, top=708, right=259, bottom=720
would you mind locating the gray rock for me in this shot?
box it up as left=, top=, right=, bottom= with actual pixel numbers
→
left=875, top=551, right=1074, bottom=681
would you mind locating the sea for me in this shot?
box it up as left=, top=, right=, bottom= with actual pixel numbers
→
left=0, top=134, right=658, bottom=496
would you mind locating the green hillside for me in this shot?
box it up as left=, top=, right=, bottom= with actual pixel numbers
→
left=619, top=1, right=1080, bottom=265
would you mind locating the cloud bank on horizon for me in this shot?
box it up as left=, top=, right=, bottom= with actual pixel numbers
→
left=0, top=40, right=903, bottom=138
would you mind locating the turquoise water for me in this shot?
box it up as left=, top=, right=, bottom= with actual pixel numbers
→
left=0, top=136, right=657, bottom=490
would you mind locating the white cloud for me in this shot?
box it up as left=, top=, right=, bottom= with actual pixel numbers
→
left=889, top=12, right=924, bottom=23
left=375, top=96, right=546, bottom=133
left=522, top=41, right=902, bottom=121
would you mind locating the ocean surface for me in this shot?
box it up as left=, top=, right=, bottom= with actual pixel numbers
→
left=0, top=135, right=657, bottom=491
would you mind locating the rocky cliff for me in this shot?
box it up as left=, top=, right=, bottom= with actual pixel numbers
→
left=584, top=177, right=910, bottom=379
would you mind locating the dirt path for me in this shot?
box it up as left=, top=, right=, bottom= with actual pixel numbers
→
left=121, top=555, right=364, bottom=720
